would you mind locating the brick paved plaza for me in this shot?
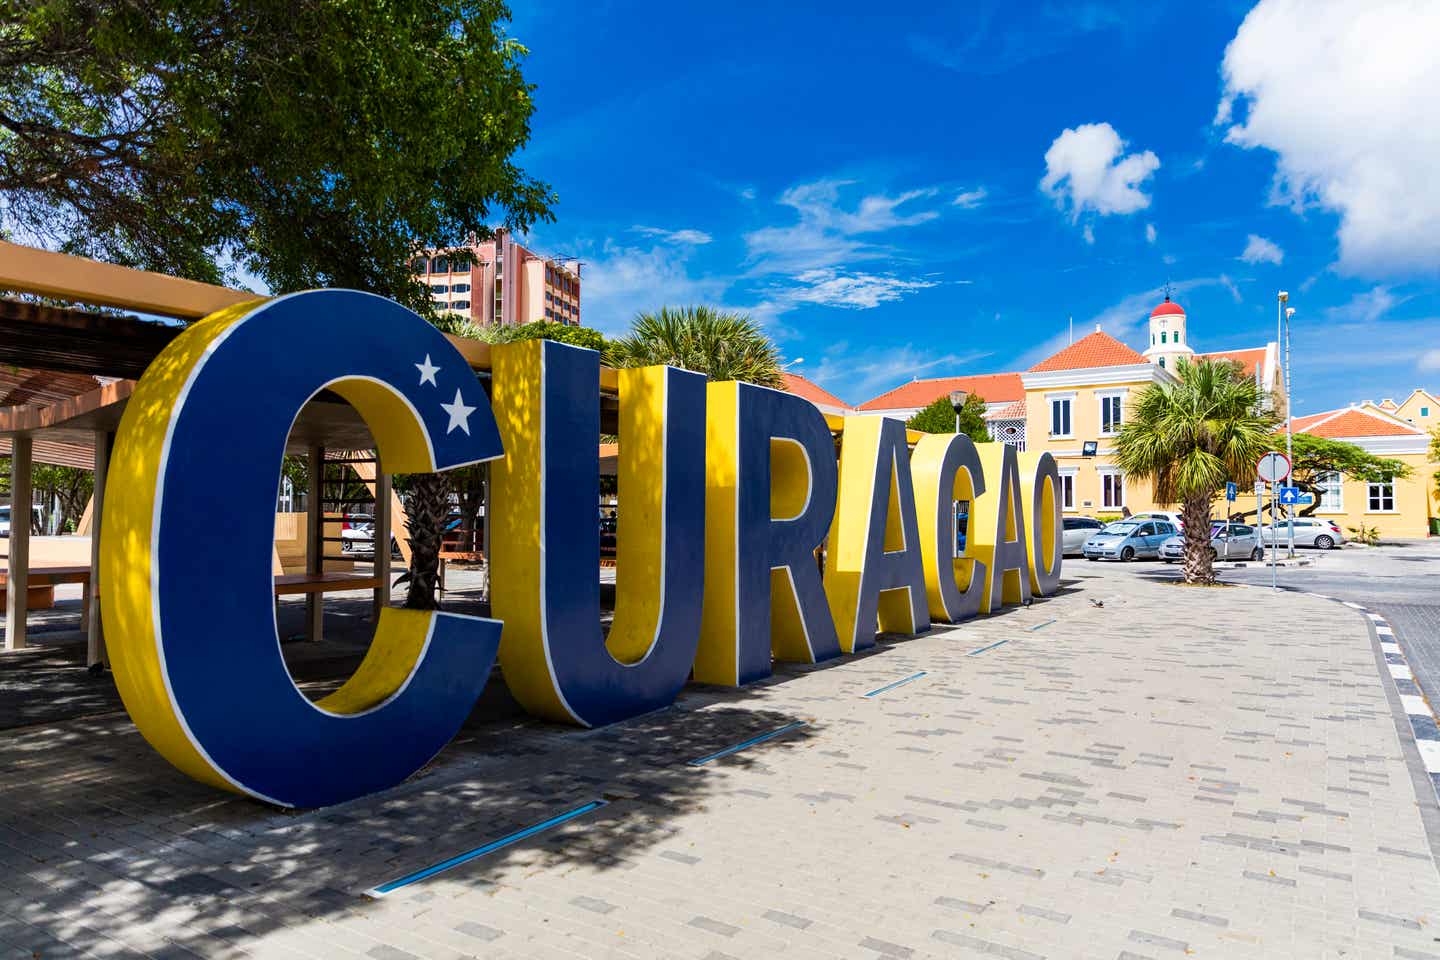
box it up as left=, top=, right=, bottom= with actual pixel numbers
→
left=2, top=563, right=1438, bottom=960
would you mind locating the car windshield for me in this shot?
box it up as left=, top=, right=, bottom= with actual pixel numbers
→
left=1103, top=521, right=1140, bottom=534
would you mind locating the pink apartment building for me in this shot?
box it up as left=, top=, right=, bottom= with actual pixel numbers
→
left=410, top=229, right=582, bottom=327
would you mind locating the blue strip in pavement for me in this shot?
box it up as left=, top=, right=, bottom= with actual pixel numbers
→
left=863, top=671, right=928, bottom=698
left=1027, top=620, right=1056, bottom=632
left=367, top=799, right=608, bottom=897
left=687, top=721, right=808, bottom=766
left=967, top=639, right=1010, bottom=656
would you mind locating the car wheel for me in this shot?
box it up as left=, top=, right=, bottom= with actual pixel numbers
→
left=1120, top=547, right=1135, bottom=562
left=1085, top=556, right=1097, bottom=561
left=1162, top=558, right=1174, bottom=564
left=1251, top=546, right=1264, bottom=561
left=1315, top=535, right=1335, bottom=550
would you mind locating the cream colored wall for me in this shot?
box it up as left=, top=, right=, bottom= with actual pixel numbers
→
left=1025, top=378, right=1161, bottom=517
left=1310, top=453, right=1437, bottom=539
left=1393, top=392, right=1440, bottom=433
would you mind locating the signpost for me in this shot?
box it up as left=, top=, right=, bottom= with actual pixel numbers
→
left=1256, top=453, right=1292, bottom=589
left=1225, top=481, right=1237, bottom=502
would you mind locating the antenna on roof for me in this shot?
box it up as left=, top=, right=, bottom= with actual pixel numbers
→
left=1163, top=279, right=1173, bottom=302
left=1069, top=315, right=1073, bottom=345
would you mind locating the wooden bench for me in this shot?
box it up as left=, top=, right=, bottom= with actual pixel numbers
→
left=438, top=550, right=486, bottom=598
left=273, top=572, right=382, bottom=596
left=0, top=564, right=92, bottom=611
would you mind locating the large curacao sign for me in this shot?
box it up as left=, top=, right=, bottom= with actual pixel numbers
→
left=101, top=290, right=1061, bottom=808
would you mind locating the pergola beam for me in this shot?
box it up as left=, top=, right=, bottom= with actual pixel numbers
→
left=4, top=436, right=33, bottom=651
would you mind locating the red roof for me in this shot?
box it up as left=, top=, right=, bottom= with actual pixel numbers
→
left=1151, top=299, right=1185, bottom=318
left=1293, top=407, right=1423, bottom=439
left=781, top=372, right=851, bottom=410
left=986, top=398, right=1028, bottom=421
left=857, top=372, right=1024, bottom=412
left=1199, top=348, right=1266, bottom=377
left=1027, top=330, right=1148, bottom=372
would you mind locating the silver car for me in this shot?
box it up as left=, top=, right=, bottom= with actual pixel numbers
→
left=1159, top=522, right=1263, bottom=563
left=1082, top=519, right=1177, bottom=561
left=1062, top=516, right=1104, bottom=556
left=1259, top=517, right=1345, bottom=550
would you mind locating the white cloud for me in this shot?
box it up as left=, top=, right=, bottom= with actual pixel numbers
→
left=631, top=226, right=713, bottom=245
left=783, top=269, right=941, bottom=309
left=1145, top=223, right=1157, bottom=244
left=578, top=239, right=729, bottom=336
left=1039, top=122, right=1159, bottom=221
left=1419, top=349, right=1440, bottom=372
left=1218, top=0, right=1440, bottom=275
left=744, top=178, right=940, bottom=273
left=1082, top=224, right=1096, bottom=245
left=1240, top=234, right=1284, bottom=265
left=953, top=187, right=988, bottom=209
left=804, top=342, right=995, bottom=406
left=1324, top=286, right=1398, bottom=324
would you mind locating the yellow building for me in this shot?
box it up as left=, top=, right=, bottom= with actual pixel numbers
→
left=1289, top=404, right=1439, bottom=539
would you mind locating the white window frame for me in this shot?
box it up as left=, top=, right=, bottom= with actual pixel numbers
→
left=1047, top=391, right=1075, bottom=439
left=1058, top=468, right=1078, bottom=511
left=1366, top=480, right=1396, bottom=513
left=1099, top=469, right=1126, bottom=509
left=1097, top=390, right=1126, bottom=437
left=1316, top=471, right=1343, bottom=513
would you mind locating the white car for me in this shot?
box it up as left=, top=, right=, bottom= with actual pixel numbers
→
left=1062, top=516, right=1104, bottom=556
left=1260, top=517, right=1345, bottom=550
left=0, top=504, right=9, bottom=537
left=1127, top=510, right=1186, bottom=531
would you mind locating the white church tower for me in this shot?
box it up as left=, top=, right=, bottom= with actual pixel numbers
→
left=1143, top=294, right=1195, bottom=371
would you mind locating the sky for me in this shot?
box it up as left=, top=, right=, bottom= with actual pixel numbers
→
left=502, top=0, right=1440, bottom=415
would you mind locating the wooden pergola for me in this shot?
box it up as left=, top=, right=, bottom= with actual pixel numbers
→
left=0, top=241, right=634, bottom=663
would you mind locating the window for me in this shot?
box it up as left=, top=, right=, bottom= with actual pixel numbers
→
left=1367, top=480, right=1395, bottom=512
left=1049, top=397, right=1072, bottom=437
left=1158, top=357, right=1165, bottom=369
left=451, top=300, right=470, bottom=310
left=1161, top=331, right=1167, bottom=344
left=1101, top=472, right=1125, bottom=508
left=1175, top=330, right=1181, bottom=342
left=1058, top=472, right=1075, bottom=509
left=1422, top=407, right=1430, bottom=416
left=431, top=300, right=446, bottom=310
left=1317, top=471, right=1343, bottom=512
left=410, top=257, right=426, bottom=274
left=429, top=256, right=449, bottom=273
left=430, top=284, right=448, bottom=294
left=545, top=308, right=554, bottom=319
left=451, top=283, right=470, bottom=293
left=1099, top=394, right=1122, bottom=434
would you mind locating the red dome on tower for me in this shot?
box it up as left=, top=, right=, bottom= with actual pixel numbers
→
left=1151, top=297, right=1185, bottom=318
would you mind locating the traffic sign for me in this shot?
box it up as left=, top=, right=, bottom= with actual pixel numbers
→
left=1278, top=486, right=1300, bottom=505
left=1225, top=481, right=1238, bottom=502
left=1257, top=452, right=1291, bottom=484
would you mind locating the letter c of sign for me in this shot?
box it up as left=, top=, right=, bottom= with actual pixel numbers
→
left=101, top=291, right=504, bottom=808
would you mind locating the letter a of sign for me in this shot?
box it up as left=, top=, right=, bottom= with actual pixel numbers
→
left=969, top=443, right=1033, bottom=613
left=101, top=291, right=504, bottom=808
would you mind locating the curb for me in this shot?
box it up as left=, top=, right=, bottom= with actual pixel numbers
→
left=1307, top=592, right=1440, bottom=800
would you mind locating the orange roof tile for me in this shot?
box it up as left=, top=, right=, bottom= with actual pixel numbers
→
left=1027, top=331, right=1147, bottom=372
left=781, top=372, right=851, bottom=410
left=985, top=398, right=1028, bottom=421
left=1198, top=348, right=1266, bottom=378
left=1294, top=407, right=1424, bottom=439
left=857, top=372, right=1024, bottom=412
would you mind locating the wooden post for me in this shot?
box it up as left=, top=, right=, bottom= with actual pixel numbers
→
left=86, top=431, right=112, bottom=667
left=4, top=435, right=33, bottom=651
left=305, top=444, right=324, bottom=642
left=373, top=465, right=391, bottom=620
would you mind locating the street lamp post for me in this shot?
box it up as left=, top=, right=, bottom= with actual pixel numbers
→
left=1284, top=304, right=1296, bottom=558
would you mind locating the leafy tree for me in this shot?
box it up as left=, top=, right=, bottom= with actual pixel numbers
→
left=0, top=456, right=93, bottom=533
left=906, top=393, right=991, bottom=443
left=0, top=0, right=553, bottom=310
left=605, top=306, right=784, bottom=387
left=1113, top=358, right=1279, bottom=584
left=443, top=317, right=607, bottom=352
left=1431, top=426, right=1440, bottom=496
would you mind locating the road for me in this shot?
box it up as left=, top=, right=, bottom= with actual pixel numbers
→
left=1147, top=540, right=1440, bottom=709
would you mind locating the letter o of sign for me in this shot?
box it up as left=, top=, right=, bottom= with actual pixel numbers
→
left=101, top=291, right=504, bottom=808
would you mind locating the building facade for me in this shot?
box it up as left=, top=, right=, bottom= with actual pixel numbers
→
left=410, top=229, right=581, bottom=327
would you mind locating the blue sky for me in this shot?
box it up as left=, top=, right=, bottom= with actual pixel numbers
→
left=506, top=0, right=1440, bottom=414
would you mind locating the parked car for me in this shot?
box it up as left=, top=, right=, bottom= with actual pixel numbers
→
left=1159, top=522, right=1263, bottom=563
left=1062, top=516, right=1104, bottom=556
left=1128, top=510, right=1186, bottom=531
left=0, top=504, right=8, bottom=537
left=1082, top=519, right=1178, bottom=561
left=1259, top=517, right=1345, bottom=550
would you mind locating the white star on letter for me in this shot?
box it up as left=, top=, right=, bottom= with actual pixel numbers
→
left=415, top=354, right=441, bottom=386
left=441, top=388, right=476, bottom=435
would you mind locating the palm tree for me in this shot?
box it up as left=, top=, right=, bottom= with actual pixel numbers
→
left=1113, top=358, right=1279, bottom=584
left=605, top=305, right=785, bottom=387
